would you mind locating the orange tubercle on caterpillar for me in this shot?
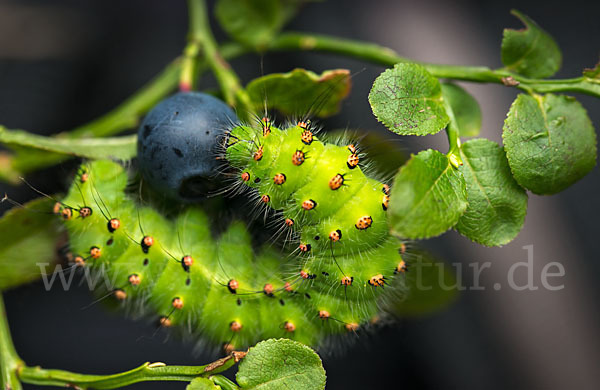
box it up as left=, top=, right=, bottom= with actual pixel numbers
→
left=395, top=260, right=408, bottom=274
left=253, top=146, right=263, bottom=161
left=61, top=207, right=72, bottom=220
left=382, top=194, right=390, bottom=210
left=90, top=246, right=101, bottom=259
left=345, top=323, right=359, bottom=332
left=114, top=289, right=127, bottom=301
left=228, top=279, right=239, bottom=294
left=341, top=276, right=353, bottom=286
left=182, top=255, right=193, bottom=271
left=329, top=229, right=342, bottom=242
left=263, top=283, right=274, bottom=296
left=230, top=320, right=242, bottom=332
left=141, top=236, right=154, bottom=253
left=302, top=199, right=316, bottom=210
left=382, top=184, right=390, bottom=195
left=108, top=218, right=120, bottom=233
left=79, top=207, right=92, bottom=218
left=128, top=274, right=141, bottom=286
left=285, top=218, right=294, bottom=227
left=292, top=150, right=305, bottom=166
left=172, top=297, right=184, bottom=310
left=318, top=310, right=330, bottom=320
left=301, top=130, right=313, bottom=145
left=273, top=173, right=286, bottom=185
left=262, top=117, right=271, bottom=136
left=261, top=194, right=270, bottom=203
left=241, top=172, right=250, bottom=182
left=329, top=173, right=344, bottom=190
left=159, top=316, right=172, bottom=327
left=299, top=243, right=311, bottom=253
left=283, top=321, right=296, bottom=332
left=347, top=154, right=359, bottom=169
left=368, top=274, right=386, bottom=287
left=355, top=215, right=373, bottom=230
left=73, top=255, right=85, bottom=267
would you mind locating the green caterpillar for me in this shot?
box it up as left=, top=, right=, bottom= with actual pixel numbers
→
left=225, top=120, right=407, bottom=315
left=57, top=159, right=407, bottom=352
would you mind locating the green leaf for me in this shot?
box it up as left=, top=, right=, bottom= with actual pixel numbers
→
left=186, top=377, right=221, bottom=390
left=441, top=83, right=482, bottom=137
left=0, top=198, right=61, bottom=291
left=215, top=0, right=302, bottom=50
left=390, top=249, right=458, bottom=316
left=501, top=9, right=562, bottom=78
left=192, top=377, right=224, bottom=390
left=369, top=63, right=449, bottom=136
left=246, top=68, right=351, bottom=117
left=236, top=339, right=326, bottom=390
left=503, top=93, right=597, bottom=195
left=456, top=139, right=528, bottom=246
left=389, top=149, right=467, bottom=239
left=0, top=127, right=137, bottom=161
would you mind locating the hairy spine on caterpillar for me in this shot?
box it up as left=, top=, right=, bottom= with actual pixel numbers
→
left=225, top=119, right=406, bottom=331
left=60, top=159, right=352, bottom=350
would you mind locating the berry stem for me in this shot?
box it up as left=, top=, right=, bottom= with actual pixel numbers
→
left=187, top=0, right=254, bottom=119
left=0, top=294, right=24, bottom=390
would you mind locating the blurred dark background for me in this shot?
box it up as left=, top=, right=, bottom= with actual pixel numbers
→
left=1, top=0, right=599, bottom=389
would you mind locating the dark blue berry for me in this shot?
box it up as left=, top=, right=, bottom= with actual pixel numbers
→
left=137, top=92, right=238, bottom=201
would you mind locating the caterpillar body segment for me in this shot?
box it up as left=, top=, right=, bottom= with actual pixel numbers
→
left=226, top=120, right=407, bottom=328
left=60, top=160, right=392, bottom=351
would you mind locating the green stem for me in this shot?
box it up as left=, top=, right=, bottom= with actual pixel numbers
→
left=442, top=100, right=463, bottom=168
left=0, top=44, right=248, bottom=184
left=180, top=0, right=204, bottom=91
left=63, top=60, right=183, bottom=140
left=18, top=353, right=245, bottom=389
left=0, top=294, right=24, bottom=390
left=211, top=375, right=241, bottom=390
left=2, top=290, right=246, bottom=389
left=188, top=0, right=253, bottom=118
left=0, top=59, right=182, bottom=184
left=268, top=32, right=600, bottom=98
left=1, top=29, right=597, bottom=183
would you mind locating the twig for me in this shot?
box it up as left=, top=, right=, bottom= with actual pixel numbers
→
left=17, top=351, right=246, bottom=389
left=187, top=0, right=254, bottom=119
left=0, top=294, right=24, bottom=390
left=267, top=32, right=600, bottom=98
